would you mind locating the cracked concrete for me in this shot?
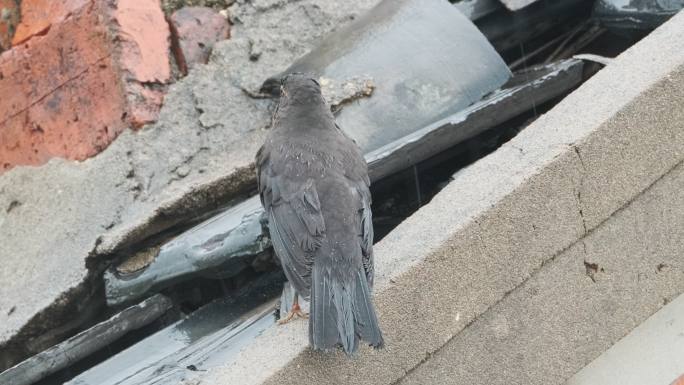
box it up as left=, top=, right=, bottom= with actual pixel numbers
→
left=0, top=0, right=381, bottom=367
left=572, top=145, right=588, bottom=236
left=202, top=11, right=684, bottom=385
left=402, top=161, right=684, bottom=385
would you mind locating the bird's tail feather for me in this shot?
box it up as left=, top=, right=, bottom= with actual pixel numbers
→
left=310, top=264, right=384, bottom=355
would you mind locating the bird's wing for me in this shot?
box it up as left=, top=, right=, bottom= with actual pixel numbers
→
left=357, top=181, right=375, bottom=288
left=339, top=136, right=375, bottom=288
left=256, top=144, right=325, bottom=298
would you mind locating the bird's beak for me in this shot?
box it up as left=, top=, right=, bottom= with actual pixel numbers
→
left=260, top=76, right=283, bottom=97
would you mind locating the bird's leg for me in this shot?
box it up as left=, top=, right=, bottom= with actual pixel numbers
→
left=278, top=293, right=309, bottom=325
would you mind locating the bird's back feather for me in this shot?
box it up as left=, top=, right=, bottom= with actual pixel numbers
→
left=255, top=74, right=383, bottom=355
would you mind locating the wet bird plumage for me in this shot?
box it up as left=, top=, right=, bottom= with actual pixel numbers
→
left=256, top=74, right=383, bottom=355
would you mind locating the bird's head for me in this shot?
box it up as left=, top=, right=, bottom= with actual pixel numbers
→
left=266, top=72, right=333, bottom=129
left=278, top=73, right=324, bottom=105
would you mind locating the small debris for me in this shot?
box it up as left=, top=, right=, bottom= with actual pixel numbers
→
left=248, top=38, right=263, bottom=62
left=573, top=53, right=613, bottom=66
left=319, top=76, right=375, bottom=112
left=7, top=305, right=16, bottom=316
left=584, top=261, right=604, bottom=283
left=6, top=199, right=20, bottom=213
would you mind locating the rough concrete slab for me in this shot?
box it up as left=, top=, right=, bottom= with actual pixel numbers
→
left=401, top=161, right=684, bottom=385
left=0, top=0, right=380, bottom=362
left=567, top=292, right=684, bottom=385
left=202, top=12, right=684, bottom=385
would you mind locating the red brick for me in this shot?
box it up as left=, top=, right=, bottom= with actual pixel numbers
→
left=106, top=0, right=172, bottom=127
left=0, top=0, right=174, bottom=173
left=0, top=2, right=113, bottom=122
left=0, top=0, right=19, bottom=50
left=169, top=6, right=230, bottom=75
left=111, top=0, right=171, bottom=83
left=11, top=0, right=89, bottom=46
left=1, top=61, right=127, bottom=170
left=0, top=2, right=127, bottom=172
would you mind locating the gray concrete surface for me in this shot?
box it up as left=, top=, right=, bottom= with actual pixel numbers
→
left=401, top=162, right=684, bottom=385
left=0, top=0, right=380, bottom=354
left=202, top=11, right=684, bottom=385
left=567, top=292, right=684, bottom=385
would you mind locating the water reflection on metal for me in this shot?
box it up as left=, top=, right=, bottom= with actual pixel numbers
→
left=594, top=0, right=684, bottom=31
left=69, top=273, right=283, bottom=385
left=0, top=295, right=173, bottom=385
left=366, top=58, right=585, bottom=181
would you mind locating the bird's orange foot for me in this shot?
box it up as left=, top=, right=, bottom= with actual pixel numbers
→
left=278, top=302, right=308, bottom=325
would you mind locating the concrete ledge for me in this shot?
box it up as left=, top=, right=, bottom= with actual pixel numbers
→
left=204, top=11, right=684, bottom=385
left=568, top=291, right=684, bottom=385
left=401, top=160, right=684, bottom=385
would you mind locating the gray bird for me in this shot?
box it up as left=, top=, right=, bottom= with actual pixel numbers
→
left=256, top=73, right=384, bottom=355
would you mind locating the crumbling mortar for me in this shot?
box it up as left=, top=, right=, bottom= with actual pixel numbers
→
left=0, top=233, right=111, bottom=371
left=168, top=147, right=210, bottom=183
left=250, top=0, right=304, bottom=14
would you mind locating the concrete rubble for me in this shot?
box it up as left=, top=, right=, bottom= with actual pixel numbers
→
left=1, top=0, right=530, bottom=363
left=0, top=0, right=383, bottom=368
left=69, top=272, right=285, bottom=385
